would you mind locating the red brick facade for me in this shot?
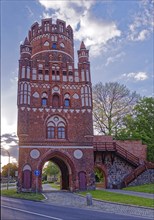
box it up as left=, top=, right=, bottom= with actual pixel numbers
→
left=18, top=18, right=95, bottom=192
left=18, top=18, right=149, bottom=192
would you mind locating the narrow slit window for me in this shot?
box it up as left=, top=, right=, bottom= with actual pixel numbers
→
left=64, top=99, right=70, bottom=107
left=42, top=98, right=47, bottom=106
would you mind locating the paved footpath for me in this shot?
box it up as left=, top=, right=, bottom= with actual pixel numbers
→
left=42, top=183, right=57, bottom=191
left=42, top=190, right=154, bottom=219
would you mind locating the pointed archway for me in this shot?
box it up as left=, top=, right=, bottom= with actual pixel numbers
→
left=37, top=150, right=76, bottom=191
left=94, top=164, right=108, bottom=188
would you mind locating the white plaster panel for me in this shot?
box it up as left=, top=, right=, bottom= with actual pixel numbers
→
left=73, top=93, right=79, bottom=99
left=23, top=164, right=31, bottom=171
left=30, top=149, right=40, bottom=159
left=74, top=150, right=83, bottom=159
left=33, top=92, right=39, bottom=98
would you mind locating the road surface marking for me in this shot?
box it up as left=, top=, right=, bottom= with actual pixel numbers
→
left=2, top=205, right=63, bottom=220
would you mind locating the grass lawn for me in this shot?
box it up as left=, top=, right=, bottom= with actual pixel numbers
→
left=79, top=190, right=154, bottom=208
left=1, top=189, right=45, bottom=201
left=123, top=183, right=154, bottom=194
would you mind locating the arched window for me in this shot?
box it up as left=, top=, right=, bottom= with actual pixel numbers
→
left=52, top=43, right=57, bottom=49
left=81, top=85, right=91, bottom=107
left=59, top=24, right=64, bottom=32
left=46, top=116, right=66, bottom=139
left=52, top=94, right=60, bottom=108
left=64, top=94, right=70, bottom=108
left=42, top=98, right=47, bottom=106
left=44, top=22, right=49, bottom=31
left=81, top=70, right=85, bottom=81
left=19, top=83, right=31, bottom=105
left=47, top=127, right=55, bottom=139
left=58, top=122, right=65, bottom=139
left=21, top=66, right=25, bottom=78
left=64, top=99, right=70, bottom=107
left=58, top=127, right=65, bottom=139
left=41, top=92, right=48, bottom=106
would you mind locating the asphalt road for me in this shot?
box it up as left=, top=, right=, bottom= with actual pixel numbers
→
left=1, top=196, right=152, bottom=220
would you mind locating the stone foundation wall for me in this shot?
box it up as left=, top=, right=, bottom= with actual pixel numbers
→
left=128, top=169, right=154, bottom=186
left=103, top=154, right=135, bottom=189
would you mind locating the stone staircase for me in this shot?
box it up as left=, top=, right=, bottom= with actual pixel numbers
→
left=93, top=141, right=154, bottom=188
left=121, top=161, right=154, bottom=188
left=93, top=142, right=140, bottom=166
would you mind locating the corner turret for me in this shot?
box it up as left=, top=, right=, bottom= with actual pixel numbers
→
left=20, top=37, right=32, bottom=60
left=78, top=41, right=89, bottom=63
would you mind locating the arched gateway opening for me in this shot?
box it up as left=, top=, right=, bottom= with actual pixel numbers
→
left=42, top=157, right=69, bottom=190
left=38, top=151, right=75, bottom=191
left=94, top=165, right=107, bottom=189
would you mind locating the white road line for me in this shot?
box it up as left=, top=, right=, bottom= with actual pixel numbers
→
left=2, top=205, right=63, bottom=220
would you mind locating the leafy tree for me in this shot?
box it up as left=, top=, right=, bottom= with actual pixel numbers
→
left=43, top=161, right=60, bottom=179
left=2, top=163, right=18, bottom=178
left=93, top=82, right=140, bottom=136
left=117, top=97, right=154, bottom=162
left=95, top=168, right=104, bottom=182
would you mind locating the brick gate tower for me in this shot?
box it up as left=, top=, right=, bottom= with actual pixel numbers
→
left=17, top=18, right=95, bottom=192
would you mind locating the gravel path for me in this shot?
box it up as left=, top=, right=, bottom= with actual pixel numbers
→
left=43, top=191, right=154, bottom=219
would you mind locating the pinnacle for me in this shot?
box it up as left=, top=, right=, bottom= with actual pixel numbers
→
left=80, top=41, right=86, bottom=50
left=24, top=37, right=30, bottom=45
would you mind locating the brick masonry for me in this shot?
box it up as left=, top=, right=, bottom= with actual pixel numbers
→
left=116, top=140, right=147, bottom=161
left=17, top=18, right=153, bottom=192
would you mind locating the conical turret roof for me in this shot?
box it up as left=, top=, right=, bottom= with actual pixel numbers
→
left=24, top=37, right=30, bottom=45
left=80, top=41, right=86, bottom=50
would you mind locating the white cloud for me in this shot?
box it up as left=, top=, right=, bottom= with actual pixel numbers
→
left=128, top=0, right=154, bottom=41
left=38, top=0, right=121, bottom=57
left=26, top=5, right=34, bottom=17
left=39, top=0, right=93, bottom=11
left=1, top=156, right=17, bottom=168
left=137, top=29, right=150, bottom=41
left=105, top=52, right=125, bottom=66
left=75, top=12, right=121, bottom=57
left=1, top=75, right=17, bottom=135
left=122, top=72, right=148, bottom=81
left=1, top=117, right=17, bottom=135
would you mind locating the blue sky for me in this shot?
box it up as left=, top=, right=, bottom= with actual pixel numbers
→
left=1, top=0, right=154, bottom=166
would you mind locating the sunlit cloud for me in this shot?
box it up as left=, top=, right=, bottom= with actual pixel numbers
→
left=38, top=0, right=121, bottom=57
left=26, top=5, right=34, bottom=17
left=1, top=133, right=19, bottom=168
left=122, top=71, right=148, bottom=81
left=105, top=52, right=125, bottom=66
left=1, top=117, right=17, bottom=135
left=1, top=156, right=17, bottom=169
left=1, top=143, right=10, bottom=150
left=128, top=0, right=154, bottom=42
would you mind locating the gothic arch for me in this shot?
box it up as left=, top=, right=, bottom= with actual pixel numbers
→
left=37, top=150, right=76, bottom=191
left=45, top=115, right=67, bottom=139
left=94, top=164, right=108, bottom=188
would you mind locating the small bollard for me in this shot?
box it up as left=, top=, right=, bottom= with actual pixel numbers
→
left=86, top=193, right=92, bottom=206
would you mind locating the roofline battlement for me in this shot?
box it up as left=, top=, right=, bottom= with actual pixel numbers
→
left=28, top=18, right=73, bottom=42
